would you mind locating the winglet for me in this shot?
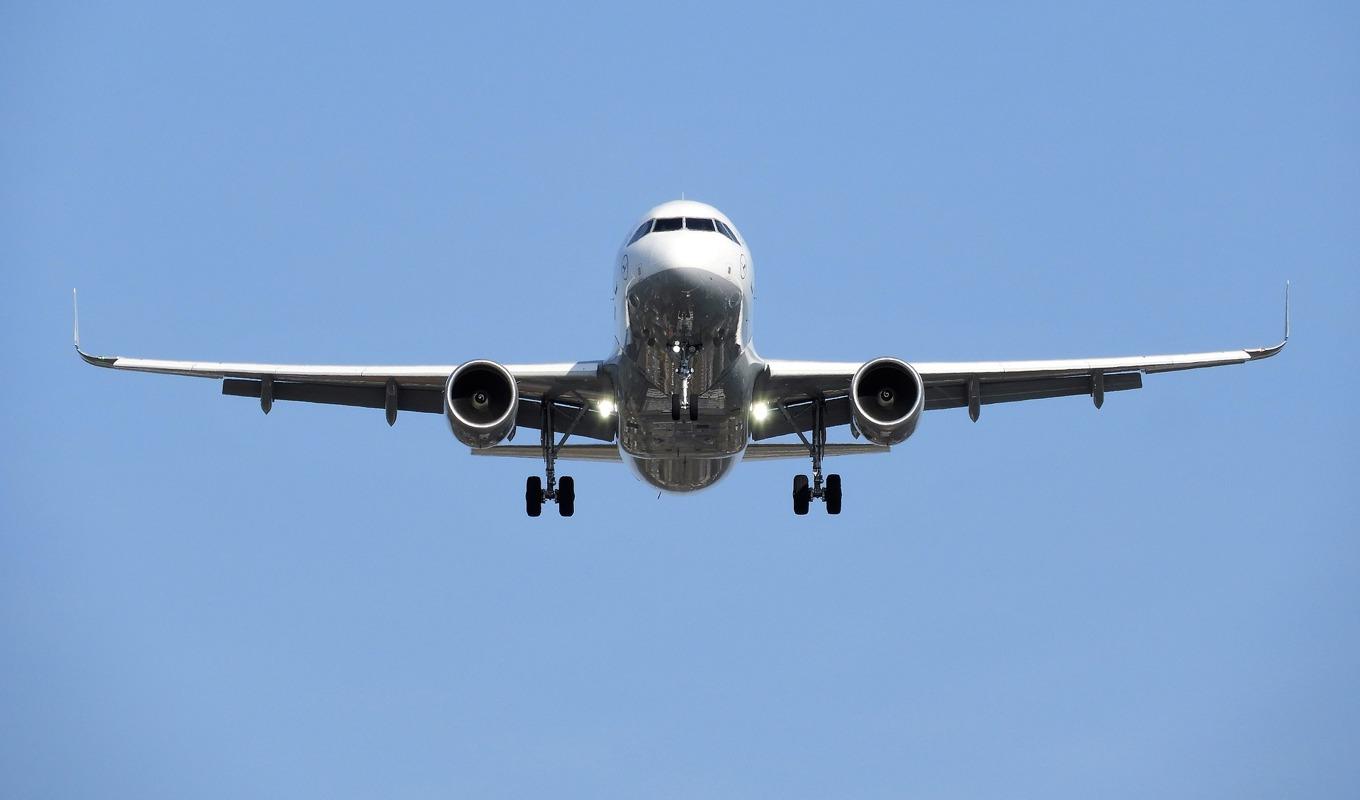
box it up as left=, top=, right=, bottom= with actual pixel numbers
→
left=72, top=289, right=117, bottom=367
left=1246, top=281, right=1290, bottom=360
left=1284, top=280, right=1291, bottom=342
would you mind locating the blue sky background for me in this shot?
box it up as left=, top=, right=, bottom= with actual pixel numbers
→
left=3, top=2, right=1357, bottom=797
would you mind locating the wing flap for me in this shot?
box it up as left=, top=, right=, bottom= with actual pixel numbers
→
left=466, top=443, right=891, bottom=462
left=221, top=379, right=617, bottom=442
left=743, top=443, right=890, bottom=460
left=923, top=371, right=1142, bottom=410
left=222, top=378, right=444, bottom=412
left=470, top=445, right=622, bottom=462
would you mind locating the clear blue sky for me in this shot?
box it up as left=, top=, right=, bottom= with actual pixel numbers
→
left=3, top=2, right=1357, bottom=797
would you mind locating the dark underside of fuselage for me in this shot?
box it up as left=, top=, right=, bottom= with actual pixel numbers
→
left=615, top=267, right=757, bottom=492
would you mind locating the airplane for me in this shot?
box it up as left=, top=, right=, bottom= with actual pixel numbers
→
left=75, top=199, right=1289, bottom=517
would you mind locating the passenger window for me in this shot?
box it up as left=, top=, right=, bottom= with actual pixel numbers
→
left=715, top=220, right=740, bottom=244
left=653, top=217, right=683, bottom=232
left=685, top=217, right=716, bottom=232
left=627, top=220, right=652, bottom=245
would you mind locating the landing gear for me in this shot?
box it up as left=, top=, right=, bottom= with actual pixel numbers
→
left=671, top=340, right=701, bottom=421
left=526, top=476, right=543, bottom=517
left=790, top=472, right=840, bottom=515
left=779, top=397, right=844, bottom=515
left=525, top=400, right=585, bottom=517
left=824, top=473, right=842, bottom=515
left=558, top=476, right=575, bottom=517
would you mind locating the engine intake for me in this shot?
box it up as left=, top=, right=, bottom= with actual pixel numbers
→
left=445, top=360, right=518, bottom=448
left=850, top=357, right=924, bottom=446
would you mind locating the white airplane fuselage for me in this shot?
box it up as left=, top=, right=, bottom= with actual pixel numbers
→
left=611, top=200, right=761, bottom=492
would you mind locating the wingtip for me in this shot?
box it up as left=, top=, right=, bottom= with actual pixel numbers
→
left=72, top=289, right=117, bottom=367
left=1246, top=281, right=1290, bottom=361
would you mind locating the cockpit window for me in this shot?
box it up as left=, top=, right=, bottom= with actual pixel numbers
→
left=630, top=215, right=740, bottom=245
left=627, top=220, right=652, bottom=245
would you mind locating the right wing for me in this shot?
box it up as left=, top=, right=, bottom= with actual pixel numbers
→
left=74, top=292, right=616, bottom=440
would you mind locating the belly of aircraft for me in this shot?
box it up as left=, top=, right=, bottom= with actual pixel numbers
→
left=615, top=266, right=755, bottom=492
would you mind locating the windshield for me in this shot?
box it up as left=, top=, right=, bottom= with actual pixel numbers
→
left=628, top=216, right=740, bottom=245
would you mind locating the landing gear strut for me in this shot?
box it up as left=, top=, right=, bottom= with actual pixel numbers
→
left=526, top=401, right=582, bottom=517
left=778, top=397, right=842, bottom=515
left=669, top=340, right=701, bottom=422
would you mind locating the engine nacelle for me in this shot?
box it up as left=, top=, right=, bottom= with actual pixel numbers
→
left=445, top=360, right=518, bottom=448
left=850, top=357, right=925, bottom=446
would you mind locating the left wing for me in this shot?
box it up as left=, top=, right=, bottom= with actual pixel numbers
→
left=754, top=285, right=1289, bottom=437
left=73, top=292, right=615, bottom=439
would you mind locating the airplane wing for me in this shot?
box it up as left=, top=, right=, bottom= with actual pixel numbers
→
left=753, top=285, right=1289, bottom=439
left=73, top=292, right=616, bottom=440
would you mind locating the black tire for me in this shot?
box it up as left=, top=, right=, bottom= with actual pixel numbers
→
left=688, top=397, right=699, bottom=421
left=558, top=476, right=575, bottom=517
left=825, top=474, right=842, bottom=515
left=793, top=474, right=811, bottom=516
left=525, top=476, right=543, bottom=517
left=671, top=394, right=681, bottom=421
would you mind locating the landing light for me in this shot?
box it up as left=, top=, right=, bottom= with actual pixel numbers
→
left=751, top=402, right=770, bottom=422
left=598, top=399, right=616, bottom=416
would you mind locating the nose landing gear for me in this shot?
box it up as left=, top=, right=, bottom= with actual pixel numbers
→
left=669, top=340, right=701, bottom=422
left=778, top=397, right=843, bottom=515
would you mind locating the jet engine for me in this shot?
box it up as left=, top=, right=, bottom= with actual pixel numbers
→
left=850, top=357, right=925, bottom=446
left=445, top=360, right=518, bottom=448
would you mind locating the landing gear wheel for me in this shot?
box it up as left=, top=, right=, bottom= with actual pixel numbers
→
left=525, top=476, right=543, bottom=517
left=557, top=476, right=575, bottom=517
left=825, top=474, right=842, bottom=515
left=793, top=474, right=811, bottom=515
left=688, top=399, right=699, bottom=421
left=671, top=394, right=681, bottom=421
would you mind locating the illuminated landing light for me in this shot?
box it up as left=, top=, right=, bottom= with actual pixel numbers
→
left=751, top=402, right=770, bottom=423
left=598, top=399, right=616, bottom=416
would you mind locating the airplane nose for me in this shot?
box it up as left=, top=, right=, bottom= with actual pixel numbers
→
left=650, top=237, right=738, bottom=284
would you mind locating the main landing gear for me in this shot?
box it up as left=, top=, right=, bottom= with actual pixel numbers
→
left=778, top=397, right=842, bottom=516
left=525, top=400, right=583, bottom=518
